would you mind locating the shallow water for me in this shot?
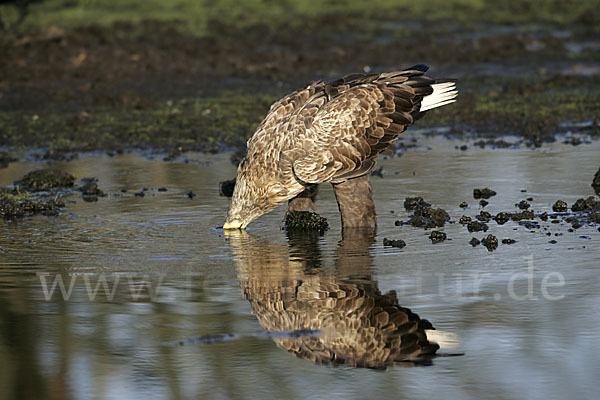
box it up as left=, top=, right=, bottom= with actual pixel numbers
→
left=1, top=137, right=599, bottom=400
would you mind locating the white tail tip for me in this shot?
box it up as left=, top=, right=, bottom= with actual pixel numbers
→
left=425, top=329, right=461, bottom=349
left=420, top=82, right=458, bottom=112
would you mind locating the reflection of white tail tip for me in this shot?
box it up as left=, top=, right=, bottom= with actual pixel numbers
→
left=420, top=82, right=458, bottom=112
left=425, top=329, right=461, bottom=349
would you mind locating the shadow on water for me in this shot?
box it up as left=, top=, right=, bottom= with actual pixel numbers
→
left=228, top=228, right=459, bottom=369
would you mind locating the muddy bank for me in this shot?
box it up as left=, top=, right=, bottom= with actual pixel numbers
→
left=1, top=5, right=600, bottom=152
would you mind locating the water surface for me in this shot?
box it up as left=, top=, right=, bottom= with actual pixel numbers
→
left=1, top=137, right=599, bottom=400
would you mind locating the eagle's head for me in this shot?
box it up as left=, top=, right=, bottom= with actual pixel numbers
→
left=223, top=157, right=289, bottom=229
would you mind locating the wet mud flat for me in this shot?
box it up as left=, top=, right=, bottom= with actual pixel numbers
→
left=1, top=1, right=600, bottom=155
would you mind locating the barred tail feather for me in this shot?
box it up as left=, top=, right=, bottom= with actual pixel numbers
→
left=420, top=82, right=458, bottom=112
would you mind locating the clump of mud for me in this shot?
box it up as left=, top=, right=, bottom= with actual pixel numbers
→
left=284, top=211, right=329, bottom=234
left=494, top=212, right=510, bottom=225
left=219, top=178, right=236, bottom=197
left=404, top=197, right=431, bottom=211
left=481, top=234, right=499, bottom=251
left=467, top=221, right=489, bottom=232
left=473, top=188, right=496, bottom=199
left=517, top=200, right=530, bottom=210
left=0, top=188, right=64, bottom=219
left=552, top=200, right=568, bottom=212
left=571, top=196, right=600, bottom=212
left=429, top=231, right=447, bottom=243
left=15, top=169, right=75, bottom=192
left=79, top=177, right=105, bottom=202
left=383, top=238, right=406, bottom=248
left=0, top=152, right=18, bottom=168
left=401, top=197, right=450, bottom=229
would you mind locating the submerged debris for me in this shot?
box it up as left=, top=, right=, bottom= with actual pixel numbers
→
left=552, top=200, right=568, bottom=212
left=284, top=211, right=329, bottom=234
left=408, top=206, right=450, bottom=229
left=479, top=199, right=489, bottom=208
left=459, top=215, right=472, bottom=224
left=473, top=188, right=496, bottom=199
left=481, top=234, right=499, bottom=251
left=0, top=188, right=64, bottom=219
left=517, top=200, right=530, bottom=210
left=502, top=238, right=517, bottom=244
left=429, top=231, right=447, bottom=243
left=469, top=237, right=481, bottom=247
left=79, top=177, right=104, bottom=202
left=15, top=169, right=75, bottom=192
left=403, top=197, right=431, bottom=211
left=459, top=201, right=468, bottom=208
left=219, top=178, right=236, bottom=197
left=467, top=221, right=489, bottom=232
left=494, top=212, right=510, bottom=225
left=383, top=238, right=406, bottom=248
left=571, top=196, right=600, bottom=212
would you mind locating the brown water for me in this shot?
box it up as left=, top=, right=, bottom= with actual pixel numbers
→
left=1, top=136, right=599, bottom=400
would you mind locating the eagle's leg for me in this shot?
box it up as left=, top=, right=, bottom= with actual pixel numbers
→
left=287, top=184, right=319, bottom=213
left=332, top=175, right=377, bottom=228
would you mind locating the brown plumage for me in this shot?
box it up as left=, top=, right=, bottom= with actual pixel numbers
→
left=230, top=229, right=454, bottom=368
left=224, top=65, right=457, bottom=229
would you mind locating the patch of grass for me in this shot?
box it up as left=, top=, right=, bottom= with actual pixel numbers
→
left=0, top=92, right=278, bottom=151
left=8, top=0, right=600, bottom=35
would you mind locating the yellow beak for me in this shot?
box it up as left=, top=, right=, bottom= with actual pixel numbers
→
left=223, top=220, right=247, bottom=229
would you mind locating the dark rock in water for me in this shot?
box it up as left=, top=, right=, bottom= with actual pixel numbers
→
left=79, top=177, right=104, bottom=197
left=408, top=206, right=450, bottom=229
left=473, top=188, right=496, bottom=199
left=468, top=221, right=489, bottom=232
left=0, top=152, right=18, bottom=168
left=284, top=211, right=329, bottom=234
left=481, top=234, right=498, bottom=251
left=429, top=231, right=447, bottom=243
left=593, top=168, right=600, bottom=195
left=519, top=220, right=540, bottom=230
left=479, top=199, right=489, bottom=208
left=134, top=191, right=145, bottom=197
left=517, top=200, right=530, bottom=210
left=539, top=212, right=548, bottom=221
left=494, top=212, right=510, bottom=225
left=502, top=238, right=517, bottom=244
left=571, top=196, right=599, bottom=212
left=549, top=239, right=557, bottom=244
left=511, top=210, right=535, bottom=221
left=404, top=197, right=431, bottom=211
left=186, top=191, right=196, bottom=199
left=219, top=178, right=236, bottom=197
left=526, top=197, right=533, bottom=201
left=469, top=237, right=481, bottom=247
left=383, top=237, right=406, bottom=248
left=0, top=188, right=65, bottom=219
left=158, top=187, right=168, bottom=192
left=552, top=200, right=568, bottom=212
left=15, top=169, right=75, bottom=192
left=459, top=215, right=472, bottom=224
left=459, top=201, right=468, bottom=208
left=476, top=211, right=492, bottom=222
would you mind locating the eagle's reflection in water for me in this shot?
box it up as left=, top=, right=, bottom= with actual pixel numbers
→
left=228, top=228, right=459, bottom=369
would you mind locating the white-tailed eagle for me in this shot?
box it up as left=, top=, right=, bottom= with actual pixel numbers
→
left=224, top=65, right=457, bottom=229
